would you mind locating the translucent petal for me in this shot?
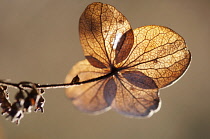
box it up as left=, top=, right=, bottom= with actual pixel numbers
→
left=79, top=2, right=133, bottom=67
left=65, top=59, right=112, bottom=113
left=121, top=25, right=191, bottom=88
left=111, top=73, right=160, bottom=117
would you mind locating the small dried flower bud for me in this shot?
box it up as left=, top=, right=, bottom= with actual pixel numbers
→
left=23, top=97, right=33, bottom=113
left=34, top=96, right=45, bottom=113
left=6, top=102, right=24, bottom=124
left=0, top=86, right=8, bottom=101
left=70, top=75, right=80, bottom=84
left=23, top=86, right=41, bottom=112
left=34, top=89, right=45, bottom=113
left=0, top=85, right=11, bottom=115
left=15, top=90, right=26, bottom=106
left=1, top=100, right=11, bottom=115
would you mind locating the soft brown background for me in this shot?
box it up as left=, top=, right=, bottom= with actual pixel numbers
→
left=0, top=0, right=209, bottom=139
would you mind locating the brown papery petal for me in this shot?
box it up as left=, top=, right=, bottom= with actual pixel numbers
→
left=122, top=25, right=191, bottom=88
left=111, top=75, right=160, bottom=117
left=85, top=56, right=107, bottom=69
left=65, top=59, right=111, bottom=113
left=79, top=2, right=132, bottom=68
left=115, top=29, right=134, bottom=65
left=122, top=71, right=158, bottom=89
left=103, top=78, right=117, bottom=105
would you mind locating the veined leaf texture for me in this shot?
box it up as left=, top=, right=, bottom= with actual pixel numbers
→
left=65, top=2, right=191, bottom=117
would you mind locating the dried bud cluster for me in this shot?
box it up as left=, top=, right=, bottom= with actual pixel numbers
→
left=0, top=82, right=45, bottom=124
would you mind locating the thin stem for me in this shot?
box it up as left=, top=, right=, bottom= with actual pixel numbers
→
left=0, top=72, right=114, bottom=90
left=0, top=81, right=19, bottom=88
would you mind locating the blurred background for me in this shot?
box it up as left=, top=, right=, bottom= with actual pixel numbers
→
left=0, top=0, right=209, bottom=139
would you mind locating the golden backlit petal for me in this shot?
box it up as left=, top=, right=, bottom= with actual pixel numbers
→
left=79, top=2, right=133, bottom=67
left=70, top=79, right=111, bottom=113
left=111, top=74, right=160, bottom=117
left=122, top=25, right=191, bottom=88
left=134, top=50, right=190, bottom=88
left=65, top=59, right=111, bottom=113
